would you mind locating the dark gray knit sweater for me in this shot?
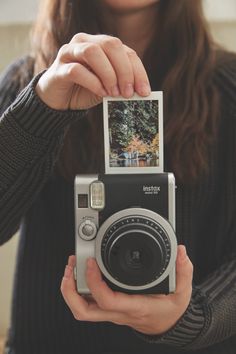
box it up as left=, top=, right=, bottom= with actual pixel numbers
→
left=0, top=56, right=236, bottom=354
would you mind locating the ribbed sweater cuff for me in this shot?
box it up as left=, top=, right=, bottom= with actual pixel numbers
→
left=134, top=287, right=210, bottom=350
left=8, top=71, right=88, bottom=139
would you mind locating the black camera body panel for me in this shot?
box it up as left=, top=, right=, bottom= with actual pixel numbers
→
left=98, top=173, right=169, bottom=222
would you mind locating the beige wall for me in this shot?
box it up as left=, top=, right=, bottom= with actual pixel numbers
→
left=0, top=24, right=31, bottom=73
left=0, top=25, right=31, bottom=339
left=210, top=21, right=236, bottom=51
left=0, top=14, right=236, bottom=343
left=0, top=235, right=18, bottom=337
left=0, top=24, right=31, bottom=340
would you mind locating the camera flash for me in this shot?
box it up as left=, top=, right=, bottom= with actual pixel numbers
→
left=90, top=181, right=105, bottom=211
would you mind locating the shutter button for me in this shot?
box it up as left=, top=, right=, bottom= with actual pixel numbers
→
left=82, top=224, right=94, bottom=236
left=79, top=220, right=97, bottom=240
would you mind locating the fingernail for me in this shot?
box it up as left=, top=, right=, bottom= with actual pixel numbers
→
left=64, top=265, right=72, bottom=279
left=179, top=246, right=187, bottom=261
left=111, top=85, right=120, bottom=97
left=68, top=255, right=75, bottom=266
left=124, top=83, right=134, bottom=97
left=139, top=83, right=151, bottom=96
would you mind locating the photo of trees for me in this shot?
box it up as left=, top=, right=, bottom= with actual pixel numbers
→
left=108, top=100, right=159, bottom=168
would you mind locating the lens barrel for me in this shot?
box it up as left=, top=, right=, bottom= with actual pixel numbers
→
left=96, top=208, right=176, bottom=291
left=101, top=216, right=170, bottom=286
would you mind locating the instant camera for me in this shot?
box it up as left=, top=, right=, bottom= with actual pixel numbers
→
left=74, top=92, right=177, bottom=294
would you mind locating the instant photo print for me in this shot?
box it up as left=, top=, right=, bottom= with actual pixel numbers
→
left=103, top=92, right=163, bottom=174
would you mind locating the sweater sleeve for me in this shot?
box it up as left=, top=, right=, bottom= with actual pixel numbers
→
left=134, top=54, right=236, bottom=351
left=135, top=255, right=236, bottom=351
left=0, top=64, right=87, bottom=245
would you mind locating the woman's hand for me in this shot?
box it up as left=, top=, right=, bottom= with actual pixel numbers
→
left=35, top=33, right=151, bottom=110
left=61, top=245, right=193, bottom=335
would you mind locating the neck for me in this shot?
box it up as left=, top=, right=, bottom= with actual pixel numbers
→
left=100, top=4, right=159, bottom=59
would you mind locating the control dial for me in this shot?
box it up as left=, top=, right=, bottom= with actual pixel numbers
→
left=78, top=219, right=97, bottom=240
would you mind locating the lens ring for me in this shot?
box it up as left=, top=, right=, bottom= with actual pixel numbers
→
left=101, top=217, right=170, bottom=286
left=95, top=208, right=177, bottom=291
left=104, top=228, right=167, bottom=286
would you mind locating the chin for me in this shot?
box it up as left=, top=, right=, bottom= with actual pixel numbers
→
left=102, top=0, right=159, bottom=13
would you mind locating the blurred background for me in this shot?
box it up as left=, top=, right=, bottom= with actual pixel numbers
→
left=0, top=0, right=236, bottom=351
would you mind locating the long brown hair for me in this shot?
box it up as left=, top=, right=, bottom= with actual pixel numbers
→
left=31, top=0, right=220, bottom=183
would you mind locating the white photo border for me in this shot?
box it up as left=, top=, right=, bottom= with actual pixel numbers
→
left=103, top=91, right=163, bottom=174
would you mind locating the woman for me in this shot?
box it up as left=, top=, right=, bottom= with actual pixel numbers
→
left=0, top=0, right=236, bottom=353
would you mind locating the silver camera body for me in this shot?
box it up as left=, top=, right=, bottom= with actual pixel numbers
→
left=75, top=173, right=177, bottom=295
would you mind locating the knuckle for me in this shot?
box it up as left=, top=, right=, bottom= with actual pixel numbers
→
left=73, top=310, right=86, bottom=321
left=186, top=257, right=193, bottom=272
left=60, top=282, right=65, bottom=294
left=188, top=260, right=194, bottom=274
left=73, top=312, right=81, bottom=321
left=83, top=43, right=100, bottom=58
left=113, top=319, right=124, bottom=326
left=60, top=278, right=70, bottom=295
left=126, top=48, right=137, bottom=59
left=102, top=36, right=122, bottom=50
left=71, top=32, right=87, bottom=43
left=58, top=44, right=69, bottom=58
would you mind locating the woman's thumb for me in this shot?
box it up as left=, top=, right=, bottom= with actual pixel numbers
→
left=175, top=245, right=193, bottom=295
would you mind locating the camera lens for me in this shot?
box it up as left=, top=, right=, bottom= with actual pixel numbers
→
left=126, top=249, right=143, bottom=269
left=100, top=216, right=171, bottom=287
